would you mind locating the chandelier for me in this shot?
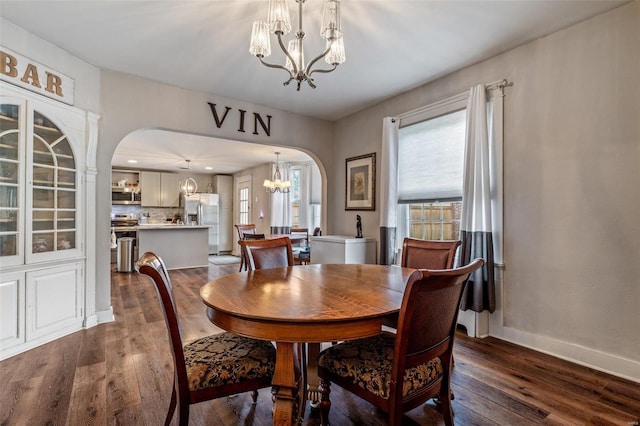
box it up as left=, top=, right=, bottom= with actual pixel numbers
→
left=249, top=0, right=346, bottom=90
left=179, top=177, right=198, bottom=196
left=264, top=152, right=291, bottom=193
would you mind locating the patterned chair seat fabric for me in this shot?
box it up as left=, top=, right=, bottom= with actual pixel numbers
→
left=318, top=332, right=443, bottom=399
left=184, top=332, right=276, bottom=391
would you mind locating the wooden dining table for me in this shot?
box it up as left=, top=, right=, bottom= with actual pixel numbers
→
left=199, top=263, right=415, bottom=425
left=268, top=233, right=307, bottom=244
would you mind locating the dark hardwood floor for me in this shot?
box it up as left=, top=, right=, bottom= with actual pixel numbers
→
left=1, top=260, right=638, bottom=425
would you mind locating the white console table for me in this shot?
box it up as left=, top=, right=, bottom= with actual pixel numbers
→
left=310, top=235, right=376, bottom=264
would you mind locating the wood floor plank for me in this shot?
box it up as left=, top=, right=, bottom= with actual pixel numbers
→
left=104, top=320, right=142, bottom=418
left=1, top=263, right=638, bottom=425
left=66, top=362, right=107, bottom=426
left=132, top=352, right=172, bottom=426
left=3, top=376, right=45, bottom=425
left=76, top=323, right=106, bottom=367
left=454, top=347, right=637, bottom=425
left=450, top=371, right=547, bottom=424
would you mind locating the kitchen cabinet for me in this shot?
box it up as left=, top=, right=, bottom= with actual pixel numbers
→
left=0, top=89, right=87, bottom=360
left=140, top=171, right=180, bottom=207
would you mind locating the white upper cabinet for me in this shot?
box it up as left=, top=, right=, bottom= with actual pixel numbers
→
left=140, top=171, right=180, bottom=207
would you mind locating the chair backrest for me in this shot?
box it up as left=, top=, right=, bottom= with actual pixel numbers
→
left=136, top=252, right=190, bottom=407
left=312, top=227, right=322, bottom=236
left=240, top=237, right=294, bottom=270
left=235, top=224, right=257, bottom=240
left=390, top=258, right=484, bottom=406
left=400, top=238, right=461, bottom=270
left=290, top=227, right=309, bottom=247
left=243, top=233, right=266, bottom=240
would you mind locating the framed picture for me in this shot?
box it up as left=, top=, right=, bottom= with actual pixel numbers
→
left=345, top=153, right=375, bottom=211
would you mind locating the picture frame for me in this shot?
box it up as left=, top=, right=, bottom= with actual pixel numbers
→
left=345, top=153, right=375, bottom=211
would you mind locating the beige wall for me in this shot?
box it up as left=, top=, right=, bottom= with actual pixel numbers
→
left=333, top=2, right=640, bottom=372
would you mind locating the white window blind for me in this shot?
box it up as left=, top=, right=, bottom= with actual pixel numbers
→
left=398, top=109, right=466, bottom=202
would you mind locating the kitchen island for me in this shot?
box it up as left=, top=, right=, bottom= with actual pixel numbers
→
left=137, top=224, right=210, bottom=270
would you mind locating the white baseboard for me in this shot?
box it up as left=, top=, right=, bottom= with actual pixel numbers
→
left=499, top=326, right=640, bottom=383
left=95, top=306, right=115, bottom=324
left=84, top=314, right=98, bottom=328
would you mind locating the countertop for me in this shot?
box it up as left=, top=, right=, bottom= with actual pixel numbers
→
left=136, top=223, right=211, bottom=230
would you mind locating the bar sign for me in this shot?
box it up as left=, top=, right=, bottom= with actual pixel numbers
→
left=0, top=46, right=75, bottom=105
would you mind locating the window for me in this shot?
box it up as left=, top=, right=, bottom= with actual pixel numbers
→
left=406, top=201, right=462, bottom=240
left=397, top=108, right=466, bottom=249
left=311, top=204, right=321, bottom=230
left=290, top=168, right=301, bottom=227
left=239, top=187, right=249, bottom=224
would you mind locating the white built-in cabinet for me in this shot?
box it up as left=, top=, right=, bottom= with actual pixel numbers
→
left=212, top=175, right=233, bottom=253
left=140, top=171, right=180, bottom=207
left=0, top=87, right=87, bottom=360
left=310, top=236, right=377, bottom=264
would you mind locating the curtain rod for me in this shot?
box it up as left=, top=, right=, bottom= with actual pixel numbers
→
left=393, top=79, right=513, bottom=122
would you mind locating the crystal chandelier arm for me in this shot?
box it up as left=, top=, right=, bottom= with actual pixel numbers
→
left=308, top=63, right=338, bottom=77
left=277, top=31, right=300, bottom=75
left=258, top=56, right=290, bottom=72
left=255, top=31, right=299, bottom=77
left=304, top=43, right=332, bottom=76
left=257, top=57, right=297, bottom=87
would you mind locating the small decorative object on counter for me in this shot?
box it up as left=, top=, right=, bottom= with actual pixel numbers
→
left=356, top=214, right=363, bottom=238
left=110, top=228, right=117, bottom=249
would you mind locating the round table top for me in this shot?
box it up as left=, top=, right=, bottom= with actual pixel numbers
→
left=200, top=264, right=415, bottom=343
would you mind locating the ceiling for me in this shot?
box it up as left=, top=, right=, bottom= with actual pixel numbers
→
left=0, top=0, right=626, bottom=173
left=112, top=129, right=313, bottom=173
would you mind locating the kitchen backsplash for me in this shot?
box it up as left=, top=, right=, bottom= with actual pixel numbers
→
left=111, top=205, right=181, bottom=223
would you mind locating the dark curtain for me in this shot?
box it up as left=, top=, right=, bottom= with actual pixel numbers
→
left=459, top=230, right=495, bottom=312
left=379, top=226, right=397, bottom=265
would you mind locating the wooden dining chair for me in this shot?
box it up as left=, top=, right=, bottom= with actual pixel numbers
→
left=243, top=233, right=266, bottom=240
left=136, top=252, right=276, bottom=426
left=235, top=223, right=257, bottom=239
left=290, top=227, right=310, bottom=265
left=317, top=259, right=484, bottom=426
left=235, top=224, right=257, bottom=271
left=385, top=238, right=463, bottom=331
left=240, top=236, right=294, bottom=270
left=401, top=237, right=461, bottom=270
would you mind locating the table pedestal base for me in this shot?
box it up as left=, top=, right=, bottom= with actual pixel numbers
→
left=271, top=342, right=306, bottom=425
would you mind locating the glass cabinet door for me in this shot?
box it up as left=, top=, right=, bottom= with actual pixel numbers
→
left=0, top=100, right=78, bottom=264
left=30, top=111, right=77, bottom=256
left=0, top=103, right=22, bottom=261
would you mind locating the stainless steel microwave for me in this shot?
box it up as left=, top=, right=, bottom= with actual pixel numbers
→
left=112, top=188, right=141, bottom=205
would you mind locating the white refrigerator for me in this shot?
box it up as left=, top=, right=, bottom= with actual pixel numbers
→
left=183, top=193, right=220, bottom=254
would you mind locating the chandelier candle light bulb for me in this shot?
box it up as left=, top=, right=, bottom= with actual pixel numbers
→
left=249, top=0, right=345, bottom=90
left=264, top=152, right=291, bottom=193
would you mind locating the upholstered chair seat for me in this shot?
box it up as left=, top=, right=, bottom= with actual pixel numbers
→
left=184, top=332, right=275, bottom=392
left=318, top=332, right=443, bottom=400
